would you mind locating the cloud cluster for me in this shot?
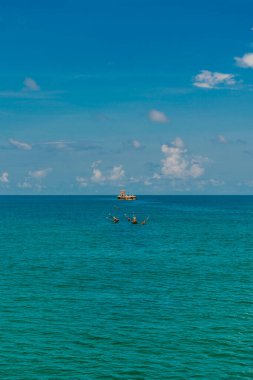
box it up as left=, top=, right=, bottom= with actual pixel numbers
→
left=161, top=138, right=205, bottom=179
left=18, top=168, right=52, bottom=191
left=76, top=162, right=125, bottom=188
left=193, top=70, right=236, bottom=89
left=194, top=38, right=253, bottom=90
left=90, top=161, right=125, bottom=183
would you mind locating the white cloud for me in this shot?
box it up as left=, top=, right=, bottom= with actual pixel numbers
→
left=91, top=168, right=105, bottom=183
left=39, top=140, right=74, bottom=150
left=43, top=141, right=67, bottom=149
left=108, top=165, right=125, bottom=181
left=0, top=78, right=60, bottom=100
left=149, top=109, right=169, bottom=123
left=90, top=160, right=105, bottom=183
left=18, top=169, right=51, bottom=192
left=171, top=137, right=184, bottom=148
left=152, top=172, right=161, bottom=180
left=34, top=184, right=46, bottom=192
left=197, top=179, right=225, bottom=189
left=235, top=53, right=253, bottom=68
left=9, top=138, right=32, bottom=150
left=193, top=70, right=236, bottom=89
left=208, top=179, right=225, bottom=186
left=18, top=180, right=32, bottom=189
left=189, top=161, right=204, bottom=178
left=28, top=168, right=52, bottom=179
left=129, top=176, right=141, bottom=183
left=161, top=138, right=205, bottom=179
left=246, top=180, right=253, bottom=187
left=0, top=172, right=9, bottom=183
left=23, top=77, right=40, bottom=92
left=90, top=161, right=125, bottom=183
left=76, top=176, right=87, bottom=187
left=132, top=139, right=141, bottom=148
left=0, top=91, right=55, bottom=99
left=217, top=135, right=228, bottom=144
left=91, top=160, right=102, bottom=168
left=214, top=135, right=246, bottom=145
left=18, top=176, right=48, bottom=191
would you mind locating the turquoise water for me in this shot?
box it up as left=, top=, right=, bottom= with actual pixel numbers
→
left=0, top=196, right=253, bottom=379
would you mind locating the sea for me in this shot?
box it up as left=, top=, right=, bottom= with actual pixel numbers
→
left=0, top=195, right=252, bottom=379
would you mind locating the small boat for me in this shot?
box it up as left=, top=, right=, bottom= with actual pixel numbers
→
left=117, top=190, right=136, bottom=201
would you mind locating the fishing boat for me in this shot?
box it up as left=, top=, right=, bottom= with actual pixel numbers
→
left=117, top=190, right=136, bottom=201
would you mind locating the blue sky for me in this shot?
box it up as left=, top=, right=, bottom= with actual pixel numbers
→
left=1, top=0, right=253, bottom=194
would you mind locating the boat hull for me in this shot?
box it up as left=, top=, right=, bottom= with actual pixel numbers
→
left=117, top=196, right=137, bottom=201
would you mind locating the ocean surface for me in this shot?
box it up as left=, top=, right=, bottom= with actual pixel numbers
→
left=0, top=195, right=252, bottom=379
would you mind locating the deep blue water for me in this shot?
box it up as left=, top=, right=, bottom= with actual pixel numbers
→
left=0, top=196, right=253, bottom=379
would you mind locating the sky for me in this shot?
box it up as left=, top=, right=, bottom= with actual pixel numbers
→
left=1, top=0, right=253, bottom=194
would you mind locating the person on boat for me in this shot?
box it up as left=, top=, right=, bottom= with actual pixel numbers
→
left=132, top=216, right=138, bottom=224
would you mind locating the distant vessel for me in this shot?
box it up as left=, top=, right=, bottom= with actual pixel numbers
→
left=117, top=190, right=136, bottom=201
